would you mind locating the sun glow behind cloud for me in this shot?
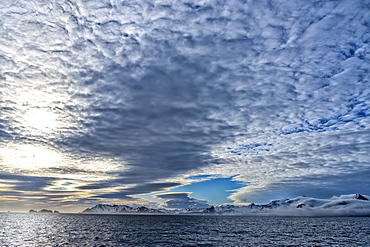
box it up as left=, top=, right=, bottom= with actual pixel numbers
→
left=22, top=107, right=60, bottom=134
left=0, top=143, right=64, bottom=172
left=0, top=140, right=126, bottom=211
left=10, top=83, right=78, bottom=136
left=0, top=142, right=123, bottom=179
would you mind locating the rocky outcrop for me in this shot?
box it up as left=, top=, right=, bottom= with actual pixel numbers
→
left=39, top=209, right=54, bottom=213
left=355, top=194, right=369, bottom=200
left=137, top=206, right=163, bottom=213
left=29, top=209, right=60, bottom=213
left=203, top=206, right=216, bottom=214
left=83, top=204, right=164, bottom=214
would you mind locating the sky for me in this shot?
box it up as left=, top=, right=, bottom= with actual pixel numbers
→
left=0, top=0, right=370, bottom=213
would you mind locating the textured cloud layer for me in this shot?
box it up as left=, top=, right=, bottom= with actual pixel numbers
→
left=0, top=0, right=370, bottom=210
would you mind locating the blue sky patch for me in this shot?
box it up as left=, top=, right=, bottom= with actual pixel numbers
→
left=169, top=177, right=245, bottom=205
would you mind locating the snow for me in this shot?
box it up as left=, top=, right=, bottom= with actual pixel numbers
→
left=82, top=194, right=370, bottom=216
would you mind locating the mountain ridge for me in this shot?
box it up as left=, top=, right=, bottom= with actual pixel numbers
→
left=82, top=194, right=370, bottom=216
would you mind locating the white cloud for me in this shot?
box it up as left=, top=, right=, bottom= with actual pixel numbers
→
left=256, top=194, right=370, bottom=217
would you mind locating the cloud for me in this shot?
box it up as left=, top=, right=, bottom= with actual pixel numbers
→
left=258, top=194, right=370, bottom=217
left=155, top=192, right=211, bottom=209
left=0, top=173, right=55, bottom=192
left=0, top=0, right=370, bottom=210
left=89, top=182, right=181, bottom=199
left=231, top=169, right=370, bottom=205
left=212, top=129, right=370, bottom=203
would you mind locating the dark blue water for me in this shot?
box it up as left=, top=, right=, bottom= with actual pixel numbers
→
left=1, top=213, right=369, bottom=246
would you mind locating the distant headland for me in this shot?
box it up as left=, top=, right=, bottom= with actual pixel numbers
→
left=29, top=209, right=60, bottom=213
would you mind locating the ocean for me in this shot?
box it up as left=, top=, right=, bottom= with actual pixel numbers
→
left=1, top=213, right=369, bottom=246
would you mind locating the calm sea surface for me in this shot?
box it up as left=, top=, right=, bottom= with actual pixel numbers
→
left=0, top=213, right=369, bottom=246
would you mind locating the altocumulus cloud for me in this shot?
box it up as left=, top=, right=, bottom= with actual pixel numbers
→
left=0, top=0, right=370, bottom=210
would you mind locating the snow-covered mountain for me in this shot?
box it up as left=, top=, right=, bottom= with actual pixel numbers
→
left=82, top=194, right=370, bottom=216
left=82, top=204, right=163, bottom=214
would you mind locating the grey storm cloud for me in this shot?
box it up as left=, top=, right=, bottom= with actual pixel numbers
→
left=0, top=173, right=55, bottom=192
left=84, top=182, right=181, bottom=198
left=0, top=0, right=370, bottom=208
